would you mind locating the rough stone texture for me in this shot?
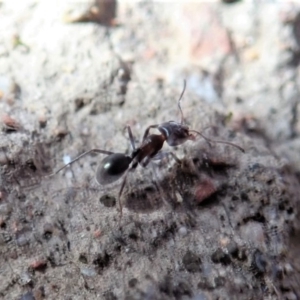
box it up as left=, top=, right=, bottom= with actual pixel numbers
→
left=0, top=1, right=300, bottom=299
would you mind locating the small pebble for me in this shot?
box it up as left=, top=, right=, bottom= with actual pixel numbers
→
left=178, top=226, right=188, bottom=236
left=0, top=203, right=12, bottom=215
left=20, top=291, right=35, bottom=300
left=29, top=259, right=47, bottom=271
left=240, top=222, right=265, bottom=248
left=63, top=155, right=71, bottom=165
left=252, top=249, right=267, bottom=273
left=19, top=271, right=32, bottom=286
left=194, top=179, right=217, bottom=203
left=93, top=229, right=102, bottom=238
left=17, top=235, right=29, bottom=247
left=0, top=152, right=9, bottom=165
left=80, top=267, right=97, bottom=277
left=211, top=248, right=231, bottom=265
left=283, top=292, right=297, bottom=300
left=2, top=114, right=20, bottom=131
left=38, top=115, right=47, bottom=128
left=284, top=263, right=293, bottom=274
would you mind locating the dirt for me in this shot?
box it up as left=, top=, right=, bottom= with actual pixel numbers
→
left=0, top=1, right=300, bottom=299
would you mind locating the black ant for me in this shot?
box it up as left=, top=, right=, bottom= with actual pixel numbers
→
left=53, top=80, right=244, bottom=217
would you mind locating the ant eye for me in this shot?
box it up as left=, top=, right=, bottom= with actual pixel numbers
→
left=96, top=153, right=131, bottom=185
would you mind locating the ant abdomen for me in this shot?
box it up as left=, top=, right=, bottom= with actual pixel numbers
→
left=96, top=153, right=132, bottom=185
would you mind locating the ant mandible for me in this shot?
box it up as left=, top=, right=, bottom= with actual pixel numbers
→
left=53, top=80, right=244, bottom=217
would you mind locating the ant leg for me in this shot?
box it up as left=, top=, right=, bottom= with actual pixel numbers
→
left=124, top=125, right=136, bottom=150
left=148, top=162, right=172, bottom=209
left=117, top=165, right=136, bottom=223
left=165, top=151, right=181, bottom=164
left=189, top=129, right=245, bottom=153
left=142, top=124, right=159, bottom=142
left=52, top=149, right=114, bottom=175
left=117, top=171, right=128, bottom=220
left=152, top=151, right=181, bottom=164
left=141, top=151, right=181, bottom=168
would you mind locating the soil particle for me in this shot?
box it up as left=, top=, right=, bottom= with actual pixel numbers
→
left=20, top=292, right=35, bottom=300
left=182, top=251, right=202, bottom=273
left=251, top=249, right=268, bottom=275
left=211, top=248, right=231, bottom=266
left=100, top=194, right=116, bottom=208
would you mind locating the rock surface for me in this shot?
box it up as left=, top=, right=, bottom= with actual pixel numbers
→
left=0, top=1, right=299, bottom=299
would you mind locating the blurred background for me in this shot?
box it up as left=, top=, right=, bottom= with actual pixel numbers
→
left=1, top=0, right=300, bottom=164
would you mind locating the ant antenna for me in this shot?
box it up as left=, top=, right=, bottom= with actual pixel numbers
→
left=51, top=149, right=114, bottom=176
left=178, top=80, right=186, bottom=124
left=189, top=129, right=245, bottom=153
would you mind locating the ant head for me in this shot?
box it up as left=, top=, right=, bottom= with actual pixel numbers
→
left=96, top=153, right=131, bottom=185
left=158, top=121, right=192, bottom=146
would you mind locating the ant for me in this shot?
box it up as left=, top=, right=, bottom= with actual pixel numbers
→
left=53, top=80, right=244, bottom=217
